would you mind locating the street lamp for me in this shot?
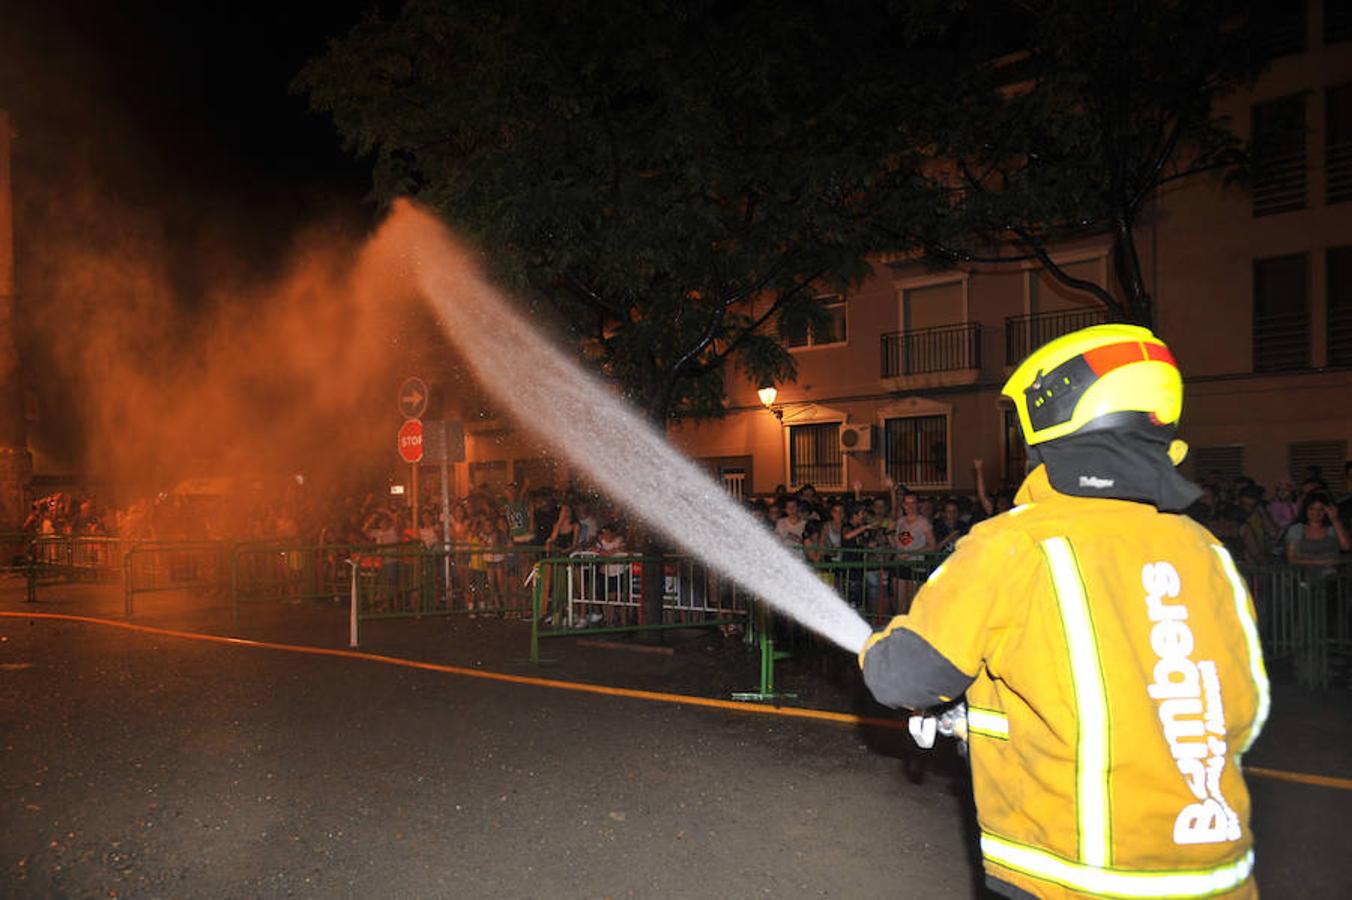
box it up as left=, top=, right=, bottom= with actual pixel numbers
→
left=757, top=385, right=782, bottom=420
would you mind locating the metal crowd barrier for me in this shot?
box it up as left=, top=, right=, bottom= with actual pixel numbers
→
left=11, top=529, right=1348, bottom=692
left=1241, top=561, right=1351, bottom=690
left=27, top=536, right=126, bottom=605
left=346, top=543, right=547, bottom=646
left=232, top=541, right=353, bottom=627
left=525, top=549, right=947, bottom=690
left=528, top=553, right=751, bottom=663
left=123, top=541, right=231, bottom=616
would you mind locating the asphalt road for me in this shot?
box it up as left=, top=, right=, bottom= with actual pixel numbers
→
left=1, top=613, right=1349, bottom=899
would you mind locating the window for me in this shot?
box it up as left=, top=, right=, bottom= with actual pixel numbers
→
left=1190, top=446, right=1245, bottom=484
left=1326, top=0, right=1352, bottom=44
left=884, top=414, right=949, bottom=488
left=719, top=467, right=747, bottom=500
left=1251, top=94, right=1307, bottom=217
left=786, top=293, right=847, bottom=348
left=1329, top=246, right=1352, bottom=367
left=467, top=460, right=508, bottom=493
left=1251, top=2, right=1306, bottom=60
left=788, top=422, right=843, bottom=487
left=1327, top=84, right=1352, bottom=204
left=1002, top=408, right=1028, bottom=486
left=1253, top=253, right=1310, bottom=372
left=1288, top=440, right=1347, bottom=486
left=702, top=455, right=753, bottom=500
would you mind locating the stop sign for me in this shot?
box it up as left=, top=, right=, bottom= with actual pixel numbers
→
left=397, top=418, right=424, bottom=463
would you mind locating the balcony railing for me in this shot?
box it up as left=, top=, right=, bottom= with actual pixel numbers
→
left=880, top=322, right=982, bottom=377
left=1005, top=308, right=1107, bottom=366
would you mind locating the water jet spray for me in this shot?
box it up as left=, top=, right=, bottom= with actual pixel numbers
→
left=378, top=201, right=873, bottom=654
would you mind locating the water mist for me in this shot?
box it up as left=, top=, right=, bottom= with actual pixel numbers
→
left=379, top=202, right=874, bottom=655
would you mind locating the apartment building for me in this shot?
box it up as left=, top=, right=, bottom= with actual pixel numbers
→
left=450, top=0, right=1352, bottom=501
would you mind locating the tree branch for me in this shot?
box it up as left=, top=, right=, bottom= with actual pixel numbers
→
left=1009, top=227, right=1126, bottom=318
left=693, top=267, right=830, bottom=372
left=1128, top=117, right=1184, bottom=211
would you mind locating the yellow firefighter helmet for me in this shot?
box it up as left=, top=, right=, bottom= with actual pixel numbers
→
left=1002, top=323, right=1184, bottom=451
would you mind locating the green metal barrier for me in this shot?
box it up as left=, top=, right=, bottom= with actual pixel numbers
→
left=347, top=543, right=547, bottom=646
left=1242, top=561, right=1351, bottom=690
left=25, top=535, right=125, bottom=605
left=231, top=541, right=353, bottom=627
left=732, top=549, right=946, bottom=701
left=123, top=541, right=231, bottom=616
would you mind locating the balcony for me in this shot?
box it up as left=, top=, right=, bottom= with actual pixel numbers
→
left=880, top=322, right=982, bottom=378
left=1005, top=308, right=1107, bottom=366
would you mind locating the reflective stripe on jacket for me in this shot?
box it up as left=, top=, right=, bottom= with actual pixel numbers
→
left=860, top=465, right=1269, bottom=899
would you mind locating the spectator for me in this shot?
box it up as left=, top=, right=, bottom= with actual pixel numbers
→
left=932, top=499, right=969, bottom=554
left=1237, top=485, right=1279, bottom=567
left=575, top=500, right=600, bottom=547
left=797, top=484, right=822, bottom=521
left=1286, top=492, right=1351, bottom=569
left=801, top=520, right=835, bottom=588
left=821, top=502, right=846, bottom=561
left=893, top=491, right=935, bottom=554
left=449, top=503, right=472, bottom=544
left=531, top=491, right=557, bottom=546
left=546, top=501, right=579, bottom=552
left=1268, top=481, right=1299, bottom=532
left=1186, top=484, right=1219, bottom=528
left=747, top=500, right=768, bottom=527
left=501, top=481, right=534, bottom=546
left=363, top=507, right=398, bottom=546
left=775, top=497, right=808, bottom=553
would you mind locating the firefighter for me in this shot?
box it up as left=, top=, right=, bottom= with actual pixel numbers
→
left=859, top=324, right=1269, bottom=899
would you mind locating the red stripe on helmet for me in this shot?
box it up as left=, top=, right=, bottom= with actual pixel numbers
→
left=1083, top=340, right=1176, bottom=376
left=1144, top=342, right=1176, bottom=366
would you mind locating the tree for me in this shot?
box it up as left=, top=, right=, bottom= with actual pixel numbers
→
left=298, top=0, right=929, bottom=425
left=894, top=0, right=1257, bottom=326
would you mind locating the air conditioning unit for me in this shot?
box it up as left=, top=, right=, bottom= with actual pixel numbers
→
left=838, top=423, right=873, bottom=453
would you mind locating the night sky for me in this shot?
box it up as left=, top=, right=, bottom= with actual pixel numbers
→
left=1, top=0, right=377, bottom=263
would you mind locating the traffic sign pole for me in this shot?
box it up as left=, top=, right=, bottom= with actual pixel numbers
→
left=411, top=461, right=419, bottom=537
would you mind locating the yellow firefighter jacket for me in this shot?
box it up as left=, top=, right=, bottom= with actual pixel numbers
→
left=860, top=465, right=1270, bottom=899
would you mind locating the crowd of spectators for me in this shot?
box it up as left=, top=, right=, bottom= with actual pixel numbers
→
left=1186, top=461, right=1352, bottom=571
left=753, top=459, right=1015, bottom=564
left=18, top=458, right=1352, bottom=577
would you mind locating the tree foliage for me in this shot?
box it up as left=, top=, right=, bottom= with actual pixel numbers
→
left=299, top=0, right=930, bottom=422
